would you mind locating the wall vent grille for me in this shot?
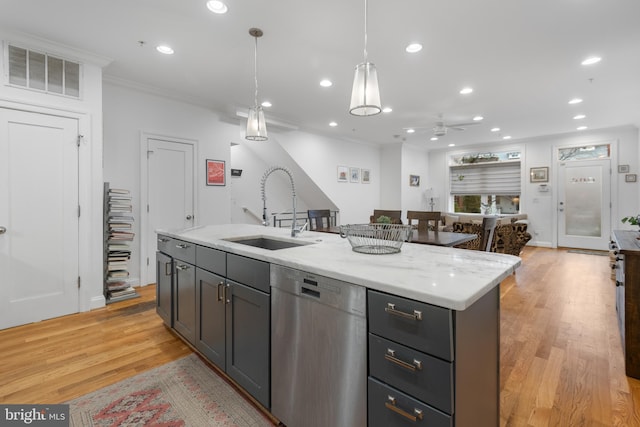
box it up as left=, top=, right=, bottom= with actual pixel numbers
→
left=7, top=44, right=81, bottom=98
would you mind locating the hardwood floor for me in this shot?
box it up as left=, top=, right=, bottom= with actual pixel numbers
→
left=1, top=248, right=639, bottom=426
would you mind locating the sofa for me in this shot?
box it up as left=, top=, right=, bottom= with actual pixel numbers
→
left=443, top=214, right=531, bottom=256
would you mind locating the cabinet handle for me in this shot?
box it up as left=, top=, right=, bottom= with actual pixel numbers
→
left=217, top=282, right=224, bottom=302
left=224, top=284, right=230, bottom=304
left=157, top=237, right=169, bottom=243
left=176, top=243, right=190, bottom=249
left=384, top=349, right=423, bottom=371
left=384, top=396, right=423, bottom=422
left=175, top=264, right=190, bottom=271
left=164, top=262, right=172, bottom=276
left=385, top=303, right=422, bottom=321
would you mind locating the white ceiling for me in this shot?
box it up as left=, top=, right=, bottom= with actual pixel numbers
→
left=2, top=0, right=639, bottom=150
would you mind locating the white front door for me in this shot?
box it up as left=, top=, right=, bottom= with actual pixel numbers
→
left=145, top=138, right=195, bottom=284
left=0, top=108, right=79, bottom=330
left=557, top=159, right=611, bottom=250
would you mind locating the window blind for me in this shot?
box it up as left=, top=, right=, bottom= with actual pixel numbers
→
left=450, top=161, right=521, bottom=195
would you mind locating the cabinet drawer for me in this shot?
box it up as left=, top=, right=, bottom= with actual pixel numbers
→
left=196, top=245, right=226, bottom=276
left=227, top=253, right=270, bottom=293
left=368, top=290, right=453, bottom=361
left=368, top=377, right=451, bottom=427
left=369, top=334, right=453, bottom=414
left=171, top=239, right=196, bottom=264
left=156, top=234, right=173, bottom=255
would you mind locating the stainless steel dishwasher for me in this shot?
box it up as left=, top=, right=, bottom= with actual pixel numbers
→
left=271, top=264, right=367, bottom=427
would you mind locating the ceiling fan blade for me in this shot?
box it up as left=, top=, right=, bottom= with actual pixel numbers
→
left=446, top=121, right=481, bottom=128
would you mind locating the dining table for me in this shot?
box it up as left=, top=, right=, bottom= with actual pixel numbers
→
left=313, top=226, right=477, bottom=248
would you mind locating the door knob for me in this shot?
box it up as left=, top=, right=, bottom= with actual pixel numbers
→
left=0, top=226, right=6, bottom=234
left=186, top=215, right=193, bottom=220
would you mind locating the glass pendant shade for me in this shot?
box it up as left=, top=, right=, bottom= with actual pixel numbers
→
left=349, top=62, right=382, bottom=116
left=246, top=105, right=268, bottom=141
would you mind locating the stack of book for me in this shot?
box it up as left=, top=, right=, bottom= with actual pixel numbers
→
left=105, top=186, right=137, bottom=302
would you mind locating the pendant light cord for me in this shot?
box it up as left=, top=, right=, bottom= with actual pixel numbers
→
left=254, top=36, right=259, bottom=107
left=363, top=0, right=368, bottom=63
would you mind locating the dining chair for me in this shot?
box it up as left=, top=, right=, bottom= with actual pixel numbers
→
left=479, top=216, right=498, bottom=252
left=307, top=209, right=332, bottom=230
left=370, top=209, right=403, bottom=224
left=407, top=211, right=441, bottom=232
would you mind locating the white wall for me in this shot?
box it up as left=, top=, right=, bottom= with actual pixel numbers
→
left=103, top=81, right=234, bottom=283
left=380, top=145, right=402, bottom=211
left=428, top=126, right=639, bottom=247
left=401, top=144, right=430, bottom=215
left=0, top=31, right=108, bottom=311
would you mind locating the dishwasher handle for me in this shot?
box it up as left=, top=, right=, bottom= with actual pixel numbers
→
left=301, top=287, right=320, bottom=298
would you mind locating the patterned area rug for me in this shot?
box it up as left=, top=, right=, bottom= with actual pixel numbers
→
left=67, top=354, right=273, bottom=427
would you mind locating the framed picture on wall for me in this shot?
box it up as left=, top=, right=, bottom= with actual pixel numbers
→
left=350, top=167, right=360, bottom=183
left=530, top=167, right=548, bottom=183
left=206, top=159, right=225, bottom=186
left=409, top=174, right=420, bottom=187
left=361, top=169, right=371, bottom=184
left=337, top=165, right=349, bottom=182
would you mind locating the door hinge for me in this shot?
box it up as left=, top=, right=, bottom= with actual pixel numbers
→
left=147, top=257, right=149, bottom=266
left=78, top=205, right=81, bottom=217
left=147, top=150, right=154, bottom=158
left=147, top=204, right=150, bottom=213
left=77, top=276, right=81, bottom=288
left=77, top=135, right=84, bottom=147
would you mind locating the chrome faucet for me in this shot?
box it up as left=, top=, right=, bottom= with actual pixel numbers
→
left=260, top=166, right=307, bottom=237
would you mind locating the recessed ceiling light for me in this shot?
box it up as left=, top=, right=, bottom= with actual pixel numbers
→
left=448, top=143, right=455, bottom=147
left=460, top=87, right=473, bottom=95
left=382, top=107, right=393, bottom=113
left=261, top=101, right=272, bottom=108
left=206, top=0, right=228, bottom=14
left=573, top=114, right=586, bottom=120
left=329, top=121, right=338, bottom=127
left=577, top=126, right=588, bottom=130
left=473, top=115, right=484, bottom=121
left=405, top=43, right=423, bottom=53
left=490, top=127, right=500, bottom=132
left=406, top=128, right=415, bottom=134
left=503, top=135, right=512, bottom=140
left=320, top=79, right=332, bottom=87
left=430, top=137, right=438, bottom=141
left=581, top=56, right=601, bottom=66
left=156, top=45, right=174, bottom=55
left=568, top=98, right=583, bottom=104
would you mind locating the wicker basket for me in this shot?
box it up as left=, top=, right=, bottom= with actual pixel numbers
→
left=339, top=224, right=412, bottom=254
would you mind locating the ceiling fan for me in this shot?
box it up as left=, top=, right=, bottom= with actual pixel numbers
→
left=404, top=114, right=482, bottom=138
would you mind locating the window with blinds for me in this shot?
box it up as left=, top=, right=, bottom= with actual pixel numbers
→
left=7, top=44, right=81, bottom=98
left=450, top=161, right=521, bottom=195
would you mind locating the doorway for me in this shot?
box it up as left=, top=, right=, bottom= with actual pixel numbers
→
left=557, top=158, right=611, bottom=250
left=140, top=135, right=196, bottom=285
left=0, top=108, right=79, bottom=329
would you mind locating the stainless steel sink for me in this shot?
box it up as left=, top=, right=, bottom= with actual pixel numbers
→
left=226, top=237, right=311, bottom=250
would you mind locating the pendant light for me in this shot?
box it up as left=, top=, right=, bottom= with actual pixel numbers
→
left=349, top=0, right=381, bottom=116
left=246, top=28, right=268, bottom=141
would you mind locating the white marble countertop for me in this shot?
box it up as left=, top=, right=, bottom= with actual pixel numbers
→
left=157, top=224, right=521, bottom=311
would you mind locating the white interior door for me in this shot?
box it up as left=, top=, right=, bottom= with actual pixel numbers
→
left=146, top=138, right=195, bottom=283
left=557, top=159, right=611, bottom=250
left=0, top=108, right=79, bottom=330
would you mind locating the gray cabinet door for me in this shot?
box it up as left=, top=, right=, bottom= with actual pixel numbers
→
left=155, top=251, right=172, bottom=327
left=195, top=267, right=226, bottom=368
left=173, top=259, right=196, bottom=344
left=226, top=280, right=270, bottom=409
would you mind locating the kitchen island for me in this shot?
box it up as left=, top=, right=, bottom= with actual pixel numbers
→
left=156, top=224, right=521, bottom=427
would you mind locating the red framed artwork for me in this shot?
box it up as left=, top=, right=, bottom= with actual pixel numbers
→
left=206, top=159, right=226, bottom=186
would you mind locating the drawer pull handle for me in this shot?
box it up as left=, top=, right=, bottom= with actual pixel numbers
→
left=217, top=282, right=224, bottom=302
left=157, top=237, right=169, bottom=243
left=385, top=303, right=422, bottom=321
left=385, top=396, right=423, bottom=422
left=175, top=264, right=190, bottom=271
left=385, top=349, right=423, bottom=371
left=164, top=262, right=172, bottom=276
left=176, top=243, right=190, bottom=249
